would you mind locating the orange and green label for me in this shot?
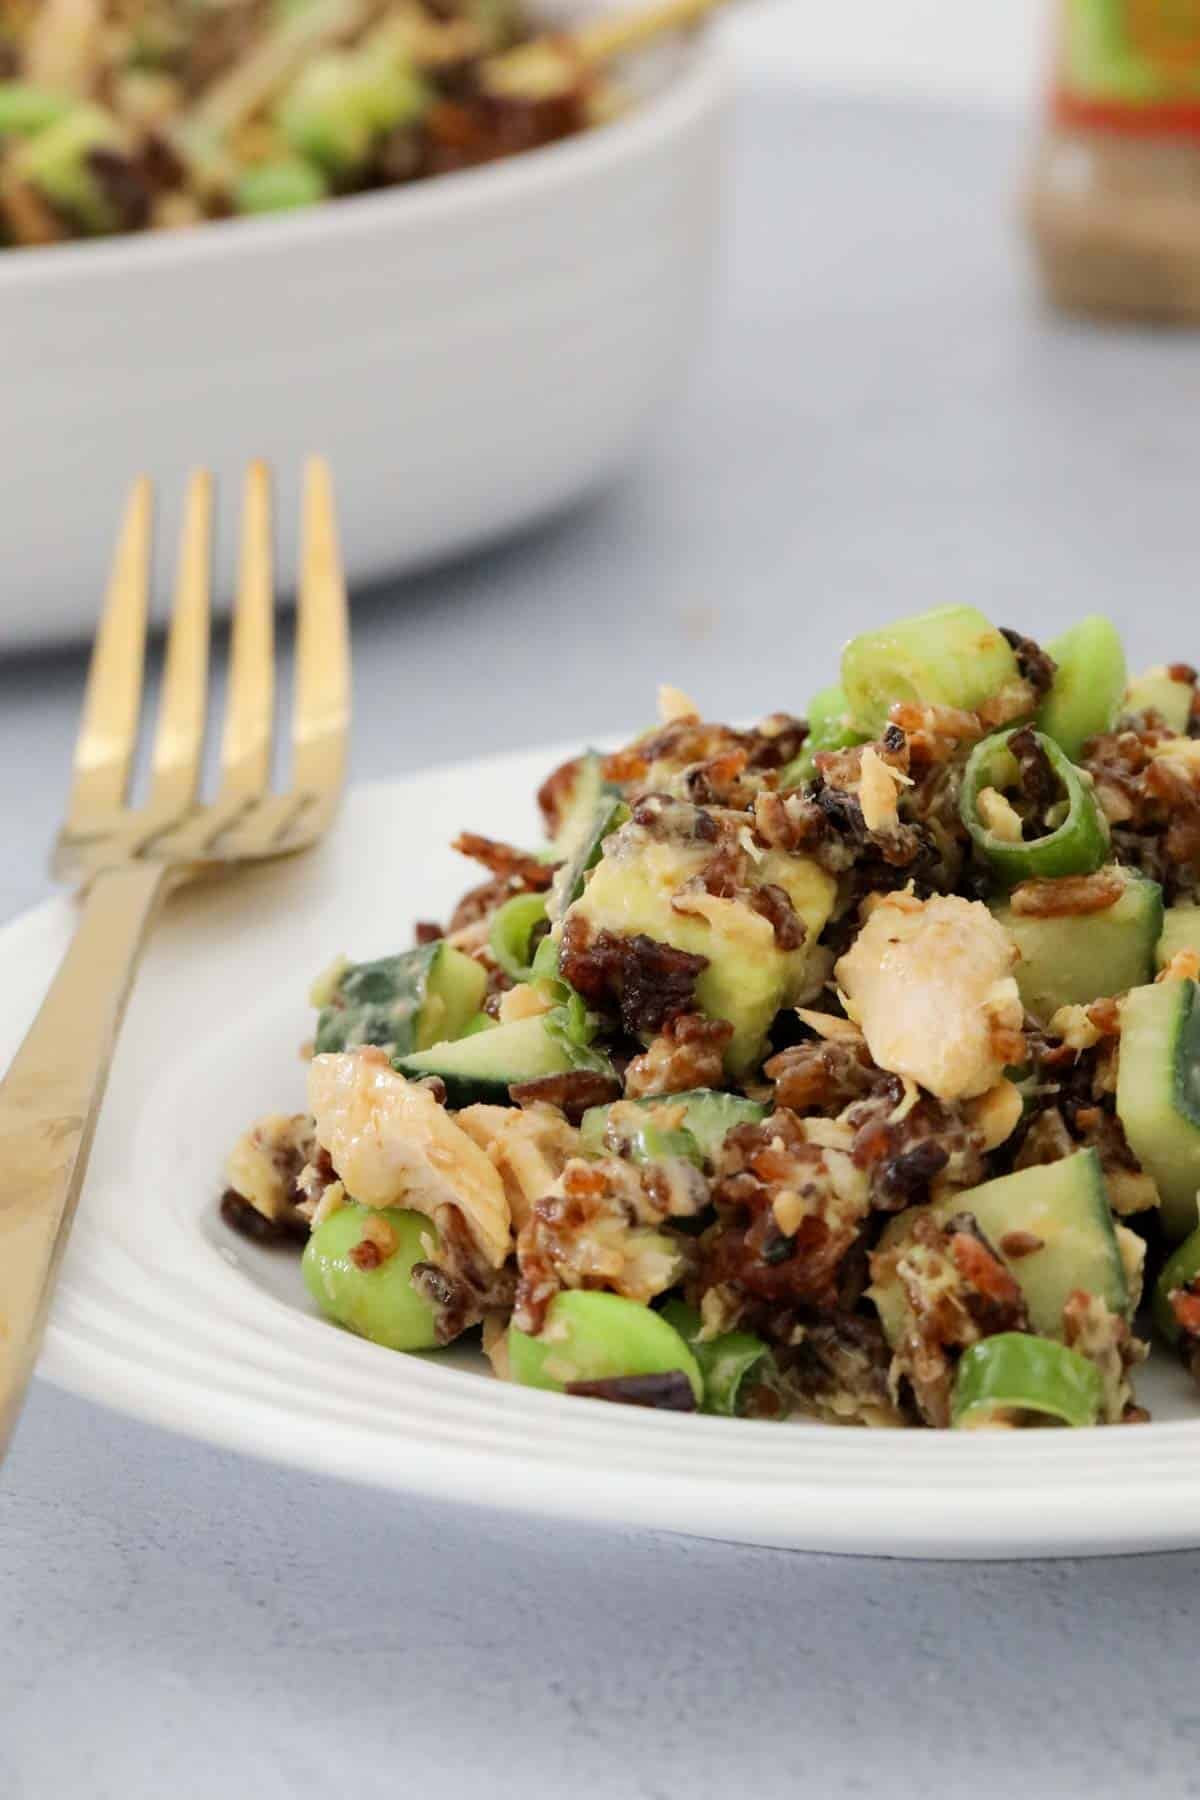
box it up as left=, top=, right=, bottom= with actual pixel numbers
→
left=1056, top=0, right=1200, bottom=133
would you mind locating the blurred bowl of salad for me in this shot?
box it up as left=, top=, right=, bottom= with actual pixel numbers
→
left=0, top=0, right=726, bottom=645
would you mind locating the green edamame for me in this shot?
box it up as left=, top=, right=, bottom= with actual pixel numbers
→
left=508, top=1291, right=702, bottom=1401
left=234, top=156, right=328, bottom=214
left=302, top=1203, right=441, bottom=1351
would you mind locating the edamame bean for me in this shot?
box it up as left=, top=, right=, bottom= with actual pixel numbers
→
left=234, top=155, right=328, bottom=214
left=302, top=1203, right=441, bottom=1351
left=508, top=1291, right=702, bottom=1401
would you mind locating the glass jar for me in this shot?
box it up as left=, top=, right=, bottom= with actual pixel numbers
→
left=1027, top=1, right=1200, bottom=321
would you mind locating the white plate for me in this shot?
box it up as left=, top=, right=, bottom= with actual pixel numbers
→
left=0, top=21, right=724, bottom=648
left=10, top=747, right=1200, bottom=1561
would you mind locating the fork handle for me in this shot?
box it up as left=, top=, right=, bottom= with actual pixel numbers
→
left=0, top=860, right=170, bottom=1449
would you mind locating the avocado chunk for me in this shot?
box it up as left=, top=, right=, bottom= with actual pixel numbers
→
left=562, top=825, right=835, bottom=1075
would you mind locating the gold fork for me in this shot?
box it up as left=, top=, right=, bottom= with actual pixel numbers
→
left=0, top=459, right=350, bottom=1447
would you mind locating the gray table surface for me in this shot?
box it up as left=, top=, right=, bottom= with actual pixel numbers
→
left=5, top=88, right=1200, bottom=1800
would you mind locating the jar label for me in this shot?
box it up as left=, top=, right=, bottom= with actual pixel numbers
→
left=1056, top=0, right=1200, bottom=134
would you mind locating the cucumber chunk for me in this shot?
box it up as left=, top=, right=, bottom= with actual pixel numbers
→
left=1157, top=904, right=1200, bottom=971
left=1152, top=1224, right=1200, bottom=1345
left=1116, top=978, right=1200, bottom=1241
left=951, top=1150, right=1127, bottom=1334
left=553, top=793, right=629, bottom=916
left=872, top=1149, right=1127, bottom=1343
left=580, top=1089, right=766, bottom=1165
left=993, top=870, right=1162, bottom=1023
left=545, top=751, right=615, bottom=864
left=314, top=943, right=486, bottom=1057
left=1124, top=669, right=1194, bottom=733
left=302, top=1204, right=440, bottom=1351
left=659, top=1300, right=771, bottom=1416
left=1037, top=615, right=1127, bottom=758
left=841, top=605, right=1020, bottom=737
left=396, top=1013, right=602, bottom=1107
left=508, top=1291, right=702, bottom=1401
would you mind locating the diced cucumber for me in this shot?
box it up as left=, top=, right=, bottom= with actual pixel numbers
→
left=871, top=1150, right=1127, bottom=1344
left=396, top=1013, right=601, bottom=1107
left=1037, top=615, right=1126, bottom=759
left=552, top=794, right=629, bottom=916
left=1157, top=904, right=1200, bottom=971
left=659, top=1300, right=771, bottom=1416
left=841, top=605, right=1020, bottom=737
left=314, top=943, right=486, bottom=1057
left=580, top=1089, right=766, bottom=1165
left=1124, top=669, right=1194, bottom=733
left=1152, top=1224, right=1200, bottom=1345
left=546, top=751, right=614, bottom=863
left=1116, top=978, right=1200, bottom=1241
left=993, top=870, right=1162, bottom=1024
left=950, top=1151, right=1127, bottom=1331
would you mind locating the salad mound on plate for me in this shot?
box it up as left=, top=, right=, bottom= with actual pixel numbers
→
left=221, top=605, right=1200, bottom=1429
left=0, top=0, right=612, bottom=247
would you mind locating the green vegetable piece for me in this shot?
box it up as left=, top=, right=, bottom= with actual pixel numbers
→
left=19, top=105, right=127, bottom=234
left=0, top=83, right=73, bottom=139
left=302, top=1204, right=440, bottom=1351
left=489, top=892, right=548, bottom=981
left=1158, top=903, right=1200, bottom=971
left=397, top=1012, right=607, bottom=1107
left=992, top=869, right=1161, bottom=1023
left=544, top=750, right=618, bottom=863
left=276, top=48, right=428, bottom=178
left=580, top=1089, right=766, bottom=1165
left=1124, top=668, right=1194, bottom=733
left=628, top=1120, right=703, bottom=1165
left=526, top=929, right=604, bottom=1054
left=530, top=931, right=560, bottom=982
left=552, top=794, right=629, bottom=916
left=1116, top=977, right=1200, bottom=1241
left=1037, top=615, right=1127, bottom=758
left=840, top=605, right=1020, bottom=737
left=777, top=684, right=867, bottom=788
left=659, top=1300, right=771, bottom=1416
left=960, top=727, right=1109, bottom=887
left=565, top=821, right=835, bottom=1076
left=234, top=155, right=328, bottom=214
left=1152, top=1224, right=1200, bottom=1346
left=951, top=1334, right=1103, bottom=1429
left=315, top=942, right=486, bottom=1057
left=508, top=1291, right=702, bottom=1401
left=871, top=1149, right=1127, bottom=1348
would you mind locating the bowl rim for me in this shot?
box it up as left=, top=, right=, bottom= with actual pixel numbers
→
left=0, top=34, right=726, bottom=290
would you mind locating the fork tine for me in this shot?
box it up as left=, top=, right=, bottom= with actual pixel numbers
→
left=291, top=457, right=350, bottom=829
left=217, top=460, right=275, bottom=806
left=146, top=469, right=212, bottom=821
left=64, top=476, right=153, bottom=833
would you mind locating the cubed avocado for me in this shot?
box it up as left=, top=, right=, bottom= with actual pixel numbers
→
left=564, top=832, right=835, bottom=1074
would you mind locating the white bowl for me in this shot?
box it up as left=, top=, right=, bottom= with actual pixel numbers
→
left=0, top=32, right=726, bottom=648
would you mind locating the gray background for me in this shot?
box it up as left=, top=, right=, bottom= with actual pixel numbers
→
left=4, top=91, right=1200, bottom=1798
